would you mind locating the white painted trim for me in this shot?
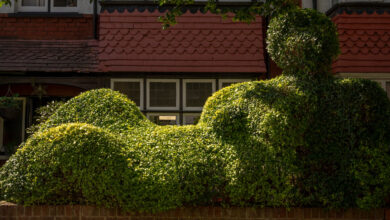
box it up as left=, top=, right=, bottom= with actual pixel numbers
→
left=147, top=113, right=180, bottom=125
left=183, top=113, right=201, bottom=125
left=219, top=79, right=251, bottom=89
left=51, top=0, right=79, bottom=13
left=146, top=79, right=180, bottom=111
left=183, top=79, right=216, bottom=111
left=335, top=73, right=390, bottom=80
left=18, top=0, right=48, bottom=12
left=111, top=78, right=144, bottom=110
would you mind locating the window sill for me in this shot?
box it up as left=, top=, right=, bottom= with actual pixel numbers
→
left=8, top=12, right=83, bottom=18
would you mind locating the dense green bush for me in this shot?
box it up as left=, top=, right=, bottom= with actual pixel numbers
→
left=39, top=89, right=153, bottom=133
left=1, top=6, right=390, bottom=212
left=0, top=123, right=139, bottom=207
left=200, top=75, right=390, bottom=208
left=267, top=8, right=340, bottom=75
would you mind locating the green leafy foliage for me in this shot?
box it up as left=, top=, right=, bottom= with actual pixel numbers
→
left=267, top=8, right=340, bottom=75
left=200, top=75, right=390, bottom=208
left=158, top=0, right=300, bottom=29
left=39, top=89, right=152, bottom=133
left=1, top=3, right=390, bottom=212
left=26, top=101, right=65, bottom=135
left=0, top=94, right=19, bottom=109
left=0, top=123, right=139, bottom=207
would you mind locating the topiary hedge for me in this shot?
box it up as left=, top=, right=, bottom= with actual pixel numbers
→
left=1, top=7, right=390, bottom=212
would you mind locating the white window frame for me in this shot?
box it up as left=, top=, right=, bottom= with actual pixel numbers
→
left=111, top=78, right=144, bottom=110
left=147, top=113, right=180, bottom=125
left=183, top=113, right=201, bottom=125
left=183, top=79, right=216, bottom=111
left=50, top=0, right=79, bottom=13
left=18, top=0, right=48, bottom=12
left=147, top=79, right=180, bottom=111
left=219, top=79, right=251, bottom=89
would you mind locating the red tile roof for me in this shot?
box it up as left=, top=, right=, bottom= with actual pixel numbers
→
left=0, top=40, right=98, bottom=73
left=332, top=12, right=390, bottom=73
left=98, top=10, right=266, bottom=73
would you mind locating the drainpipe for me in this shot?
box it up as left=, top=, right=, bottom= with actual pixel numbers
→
left=93, top=0, right=98, bottom=40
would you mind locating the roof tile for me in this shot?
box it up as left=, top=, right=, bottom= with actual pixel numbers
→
left=99, top=10, right=266, bottom=73
left=332, top=12, right=390, bottom=73
left=0, top=40, right=98, bottom=72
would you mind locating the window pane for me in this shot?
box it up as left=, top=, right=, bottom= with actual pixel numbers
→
left=114, top=82, right=141, bottom=106
left=387, top=82, right=390, bottom=99
left=186, top=82, right=213, bottom=107
left=149, top=82, right=177, bottom=107
left=0, top=100, right=24, bottom=156
left=149, top=115, right=178, bottom=125
left=184, top=114, right=201, bottom=125
left=22, top=0, right=45, bottom=6
left=53, top=0, right=77, bottom=7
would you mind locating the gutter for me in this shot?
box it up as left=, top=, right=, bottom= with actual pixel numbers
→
left=326, top=2, right=390, bottom=17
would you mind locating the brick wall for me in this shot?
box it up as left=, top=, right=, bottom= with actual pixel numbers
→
left=0, top=203, right=388, bottom=220
left=0, top=14, right=94, bottom=40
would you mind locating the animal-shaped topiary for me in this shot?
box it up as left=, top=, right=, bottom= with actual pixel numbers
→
left=1, top=7, right=390, bottom=211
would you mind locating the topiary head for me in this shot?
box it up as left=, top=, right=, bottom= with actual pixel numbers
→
left=267, top=8, right=340, bottom=76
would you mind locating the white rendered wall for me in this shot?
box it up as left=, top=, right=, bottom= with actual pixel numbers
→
left=0, top=0, right=94, bottom=14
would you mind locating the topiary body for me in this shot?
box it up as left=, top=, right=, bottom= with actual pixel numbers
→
left=1, top=7, right=390, bottom=212
left=200, top=75, right=390, bottom=208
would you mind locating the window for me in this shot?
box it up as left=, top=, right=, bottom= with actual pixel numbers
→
left=112, top=78, right=252, bottom=125
left=183, top=79, right=215, bottom=111
left=51, top=0, right=78, bottom=12
left=18, top=0, right=78, bottom=12
left=219, top=79, right=251, bottom=89
left=147, top=113, right=180, bottom=125
left=19, top=0, right=48, bottom=12
left=111, top=79, right=143, bottom=109
left=147, top=79, right=180, bottom=110
left=183, top=113, right=201, bottom=125
left=0, top=98, right=26, bottom=156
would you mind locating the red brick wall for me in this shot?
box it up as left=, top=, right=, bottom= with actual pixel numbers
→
left=0, top=14, right=94, bottom=40
left=0, top=203, right=387, bottom=220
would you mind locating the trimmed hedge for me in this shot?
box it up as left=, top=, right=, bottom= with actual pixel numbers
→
left=1, top=7, right=390, bottom=212
left=38, top=88, right=153, bottom=133
left=0, top=123, right=138, bottom=207
left=267, top=8, right=340, bottom=75
left=200, top=75, right=390, bottom=208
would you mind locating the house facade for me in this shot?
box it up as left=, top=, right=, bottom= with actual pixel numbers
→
left=0, top=0, right=389, bottom=161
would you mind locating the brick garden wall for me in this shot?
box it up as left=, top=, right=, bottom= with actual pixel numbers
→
left=1, top=202, right=389, bottom=220
left=0, top=14, right=94, bottom=40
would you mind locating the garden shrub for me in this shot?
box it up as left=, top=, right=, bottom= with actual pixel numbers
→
left=1, top=6, right=390, bottom=212
left=200, top=75, right=390, bottom=208
left=0, top=123, right=140, bottom=208
left=38, top=89, right=153, bottom=133
left=26, top=100, right=65, bottom=135
left=267, top=8, right=340, bottom=75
